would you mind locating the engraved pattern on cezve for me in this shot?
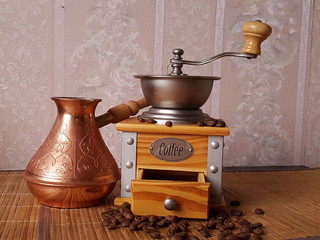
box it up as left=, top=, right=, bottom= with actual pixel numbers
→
left=77, top=122, right=110, bottom=175
left=28, top=118, right=73, bottom=176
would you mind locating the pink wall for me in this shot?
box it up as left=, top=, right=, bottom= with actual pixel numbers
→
left=0, top=0, right=319, bottom=169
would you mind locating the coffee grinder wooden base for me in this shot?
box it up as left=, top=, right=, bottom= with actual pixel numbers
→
left=114, top=118, right=230, bottom=219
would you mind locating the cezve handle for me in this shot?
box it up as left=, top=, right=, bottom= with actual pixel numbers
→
left=96, top=98, right=149, bottom=128
left=241, top=20, right=272, bottom=55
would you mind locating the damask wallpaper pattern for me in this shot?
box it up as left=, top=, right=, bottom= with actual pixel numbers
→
left=0, top=0, right=55, bottom=169
left=221, top=1, right=301, bottom=166
left=0, top=0, right=319, bottom=169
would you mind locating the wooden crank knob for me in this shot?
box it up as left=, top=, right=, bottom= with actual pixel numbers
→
left=241, top=20, right=272, bottom=55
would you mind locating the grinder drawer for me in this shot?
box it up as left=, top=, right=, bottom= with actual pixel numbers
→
left=131, top=169, right=210, bottom=219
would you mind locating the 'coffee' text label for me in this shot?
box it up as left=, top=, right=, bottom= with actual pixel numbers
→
left=149, top=138, right=193, bottom=162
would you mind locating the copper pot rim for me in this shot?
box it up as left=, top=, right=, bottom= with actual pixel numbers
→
left=23, top=171, right=120, bottom=188
left=51, top=96, right=102, bottom=102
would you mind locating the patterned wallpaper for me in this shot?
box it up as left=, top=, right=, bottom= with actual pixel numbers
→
left=0, top=0, right=319, bottom=169
left=0, top=0, right=55, bottom=169
left=221, top=1, right=301, bottom=166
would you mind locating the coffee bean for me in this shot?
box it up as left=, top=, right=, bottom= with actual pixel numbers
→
left=143, top=226, right=157, bottom=233
left=206, top=219, right=218, bottom=229
left=129, top=222, right=138, bottom=231
left=224, top=220, right=236, bottom=230
left=165, top=215, right=180, bottom=223
left=225, top=233, right=240, bottom=240
left=230, top=216, right=241, bottom=222
left=134, top=215, right=148, bottom=224
left=255, top=209, right=265, bottom=215
left=193, top=223, right=204, bottom=231
left=148, top=222, right=157, bottom=227
left=187, top=235, right=200, bottom=240
left=179, top=220, right=189, bottom=227
left=199, top=228, right=211, bottom=237
left=118, top=217, right=127, bottom=223
left=147, top=118, right=157, bottom=123
left=204, top=118, right=216, bottom=126
left=216, top=119, right=226, bottom=127
left=106, top=222, right=117, bottom=230
left=240, top=226, right=253, bottom=233
left=238, top=233, right=251, bottom=240
left=114, top=212, right=123, bottom=220
left=137, top=116, right=145, bottom=122
left=229, top=200, right=241, bottom=206
left=217, top=212, right=229, bottom=221
left=169, top=222, right=181, bottom=233
left=238, top=218, right=251, bottom=226
left=169, top=235, right=184, bottom=240
left=101, top=212, right=112, bottom=220
left=197, top=120, right=206, bottom=126
left=137, top=221, right=148, bottom=230
left=250, top=222, right=263, bottom=229
left=175, top=231, right=188, bottom=238
left=110, top=218, right=120, bottom=225
left=249, top=234, right=262, bottom=240
left=230, top=209, right=243, bottom=216
left=121, top=202, right=131, bottom=209
left=218, top=234, right=226, bottom=240
left=218, top=225, right=229, bottom=232
left=148, top=215, right=160, bottom=223
left=101, top=219, right=112, bottom=226
left=104, top=207, right=115, bottom=213
left=165, top=121, right=173, bottom=127
left=123, top=212, right=134, bottom=221
left=118, top=206, right=129, bottom=215
left=177, top=222, right=188, bottom=232
left=253, top=228, right=264, bottom=235
left=218, top=230, right=233, bottom=240
left=156, top=218, right=170, bottom=228
left=167, top=227, right=178, bottom=237
left=121, top=220, right=131, bottom=227
left=149, top=231, right=161, bottom=239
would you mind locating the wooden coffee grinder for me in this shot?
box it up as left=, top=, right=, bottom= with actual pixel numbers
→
left=114, top=20, right=272, bottom=219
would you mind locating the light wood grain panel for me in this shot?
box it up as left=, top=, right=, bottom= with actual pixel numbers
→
left=131, top=180, right=210, bottom=219
left=137, top=133, right=208, bottom=172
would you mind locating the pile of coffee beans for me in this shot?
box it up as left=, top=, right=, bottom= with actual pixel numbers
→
left=101, top=202, right=200, bottom=239
left=101, top=201, right=266, bottom=240
left=137, top=116, right=226, bottom=128
left=197, top=118, right=226, bottom=128
left=137, top=116, right=155, bottom=123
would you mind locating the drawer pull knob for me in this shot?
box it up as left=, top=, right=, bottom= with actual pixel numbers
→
left=164, top=198, right=177, bottom=210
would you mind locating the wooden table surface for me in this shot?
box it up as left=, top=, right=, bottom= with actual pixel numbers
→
left=1, top=169, right=320, bottom=240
